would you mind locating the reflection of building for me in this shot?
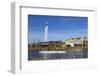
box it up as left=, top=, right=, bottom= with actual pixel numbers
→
left=65, top=37, right=88, bottom=47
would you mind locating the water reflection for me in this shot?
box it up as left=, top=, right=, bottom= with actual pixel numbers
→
left=28, top=50, right=88, bottom=60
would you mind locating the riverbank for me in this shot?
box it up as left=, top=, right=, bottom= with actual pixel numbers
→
left=28, top=46, right=88, bottom=52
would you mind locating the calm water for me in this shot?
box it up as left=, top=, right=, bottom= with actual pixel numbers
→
left=28, top=49, right=88, bottom=60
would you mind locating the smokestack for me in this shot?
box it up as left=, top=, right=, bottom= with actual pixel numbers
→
left=44, top=22, right=48, bottom=42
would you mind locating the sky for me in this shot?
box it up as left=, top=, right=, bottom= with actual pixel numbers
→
left=28, top=15, right=88, bottom=43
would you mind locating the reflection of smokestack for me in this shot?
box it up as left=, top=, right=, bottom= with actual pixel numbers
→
left=45, top=22, right=48, bottom=42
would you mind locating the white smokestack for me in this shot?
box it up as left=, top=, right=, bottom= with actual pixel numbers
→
left=44, top=22, right=48, bottom=42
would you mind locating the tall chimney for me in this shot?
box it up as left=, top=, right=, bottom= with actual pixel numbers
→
left=44, top=22, right=48, bottom=42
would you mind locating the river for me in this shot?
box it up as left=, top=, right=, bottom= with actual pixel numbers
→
left=28, top=49, right=88, bottom=60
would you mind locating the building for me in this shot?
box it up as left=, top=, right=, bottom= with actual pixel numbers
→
left=65, top=37, right=88, bottom=47
left=36, top=41, right=64, bottom=47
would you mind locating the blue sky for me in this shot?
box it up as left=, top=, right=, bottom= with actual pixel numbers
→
left=28, top=15, right=88, bottom=43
